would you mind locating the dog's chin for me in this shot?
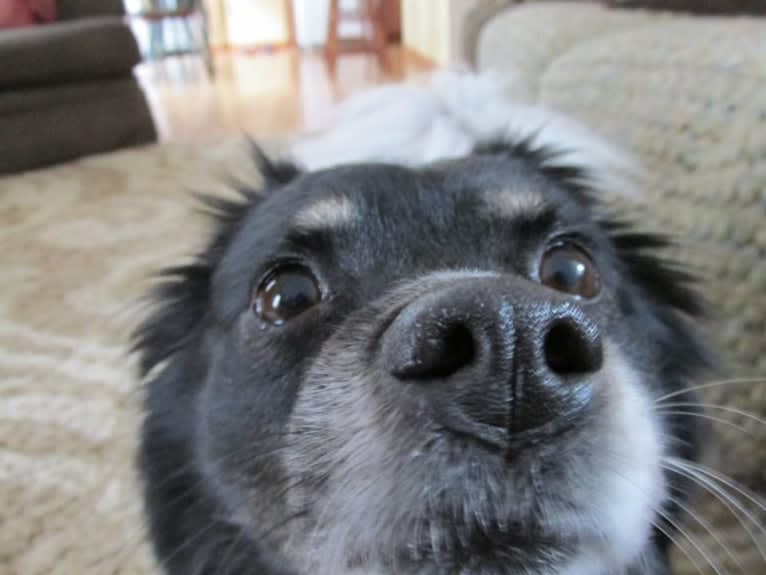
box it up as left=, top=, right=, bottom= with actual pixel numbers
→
left=268, top=342, right=666, bottom=575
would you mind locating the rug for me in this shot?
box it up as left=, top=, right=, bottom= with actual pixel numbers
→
left=0, top=139, right=261, bottom=575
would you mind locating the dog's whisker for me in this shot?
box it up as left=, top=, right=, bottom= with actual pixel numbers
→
left=140, top=444, right=307, bottom=534
left=668, top=480, right=766, bottom=569
left=257, top=507, right=311, bottom=545
left=654, top=377, right=766, bottom=403
left=154, top=513, right=222, bottom=572
left=652, top=518, right=707, bottom=575
left=662, top=460, right=766, bottom=564
left=654, top=410, right=754, bottom=435
left=654, top=402, right=766, bottom=427
left=213, top=527, right=248, bottom=575
left=664, top=491, right=746, bottom=574
left=668, top=458, right=766, bottom=513
left=654, top=506, right=727, bottom=575
left=598, top=453, right=742, bottom=575
left=655, top=430, right=695, bottom=449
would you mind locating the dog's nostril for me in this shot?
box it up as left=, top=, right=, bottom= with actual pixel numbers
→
left=392, top=321, right=476, bottom=380
left=543, top=319, right=603, bottom=376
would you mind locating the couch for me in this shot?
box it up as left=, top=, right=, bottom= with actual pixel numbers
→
left=0, top=0, right=156, bottom=175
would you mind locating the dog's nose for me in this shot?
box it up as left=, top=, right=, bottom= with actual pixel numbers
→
left=380, top=278, right=602, bottom=445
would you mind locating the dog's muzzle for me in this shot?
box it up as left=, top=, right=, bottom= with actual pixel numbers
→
left=379, top=277, right=603, bottom=449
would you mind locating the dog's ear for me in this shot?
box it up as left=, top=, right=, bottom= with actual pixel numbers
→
left=472, top=136, right=597, bottom=203
left=132, top=145, right=300, bottom=376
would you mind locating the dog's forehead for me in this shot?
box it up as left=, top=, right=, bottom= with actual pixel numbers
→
left=282, top=157, right=569, bottom=233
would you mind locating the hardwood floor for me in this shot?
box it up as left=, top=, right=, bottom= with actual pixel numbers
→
left=136, top=46, right=434, bottom=143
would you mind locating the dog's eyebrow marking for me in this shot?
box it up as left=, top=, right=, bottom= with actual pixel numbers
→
left=483, top=189, right=547, bottom=218
left=293, top=195, right=357, bottom=231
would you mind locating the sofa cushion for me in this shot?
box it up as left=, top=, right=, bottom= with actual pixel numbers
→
left=0, top=77, right=157, bottom=174
left=0, top=17, right=140, bottom=88
left=57, top=0, right=124, bottom=19
left=477, top=3, right=659, bottom=103
left=0, top=0, right=57, bottom=29
left=608, top=0, right=766, bottom=14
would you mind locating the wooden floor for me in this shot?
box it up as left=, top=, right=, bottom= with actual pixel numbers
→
left=136, top=46, right=434, bottom=143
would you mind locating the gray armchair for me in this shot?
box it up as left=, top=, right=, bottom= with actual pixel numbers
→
left=0, top=0, right=156, bottom=175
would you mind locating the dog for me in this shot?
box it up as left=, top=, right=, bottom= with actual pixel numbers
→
left=135, top=75, right=710, bottom=575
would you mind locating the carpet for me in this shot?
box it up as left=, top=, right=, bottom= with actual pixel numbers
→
left=0, top=139, right=261, bottom=575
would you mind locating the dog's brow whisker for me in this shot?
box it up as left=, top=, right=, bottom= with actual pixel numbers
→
left=662, top=460, right=766, bottom=564
left=654, top=402, right=766, bottom=428
left=654, top=377, right=766, bottom=403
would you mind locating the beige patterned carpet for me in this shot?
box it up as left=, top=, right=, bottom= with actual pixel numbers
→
left=0, top=140, right=262, bottom=575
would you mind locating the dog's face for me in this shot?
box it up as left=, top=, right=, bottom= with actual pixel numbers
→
left=138, top=145, right=707, bottom=575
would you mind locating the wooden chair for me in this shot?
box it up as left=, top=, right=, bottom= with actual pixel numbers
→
left=128, top=0, right=214, bottom=77
left=325, top=0, right=386, bottom=65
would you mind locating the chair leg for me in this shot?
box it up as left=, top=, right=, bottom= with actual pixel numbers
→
left=197, top=0, right=214, bottom=77
left=366, top=0, right=386, bottom=55
left=325, top=0, right=340, bottom=66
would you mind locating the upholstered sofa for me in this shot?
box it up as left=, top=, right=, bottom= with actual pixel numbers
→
left=0, top=0, right=156, bottom=175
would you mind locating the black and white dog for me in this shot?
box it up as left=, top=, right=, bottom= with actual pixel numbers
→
left=135, top=73, right=708, bottom=575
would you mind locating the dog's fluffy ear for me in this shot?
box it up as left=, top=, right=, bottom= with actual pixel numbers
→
left=132, top=145, right=300, bottom=376
left=291, top=70, right=640, bottom=199
left=251, top=141, right=302, bottom=186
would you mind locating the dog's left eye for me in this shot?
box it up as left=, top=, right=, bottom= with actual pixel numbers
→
left=253, top=264, right=321, bottom=325
left=538, top=243, right=601, bottom=299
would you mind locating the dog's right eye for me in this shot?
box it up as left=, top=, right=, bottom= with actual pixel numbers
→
left=253, top=264, right=322, bottom=325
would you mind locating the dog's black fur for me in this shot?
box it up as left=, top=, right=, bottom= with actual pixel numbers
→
left=135, top=141, right=709, bottom=575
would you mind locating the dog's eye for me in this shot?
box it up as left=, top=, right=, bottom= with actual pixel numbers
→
left=539, top=243, right=600, bottom=298
left=254, top=264, right=321, bottom=325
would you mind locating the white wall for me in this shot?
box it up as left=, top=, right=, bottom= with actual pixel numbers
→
left=294, top=0, right=329, bottom=47
left=294, top=0, right=363, bottom=48
left=402, top=0, right=481, bottom=64
left=402, top=0, right=449, bottom=63
left=205, top=0, right=291, bottom=48
left=224, top=0, right=289, bottom=47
